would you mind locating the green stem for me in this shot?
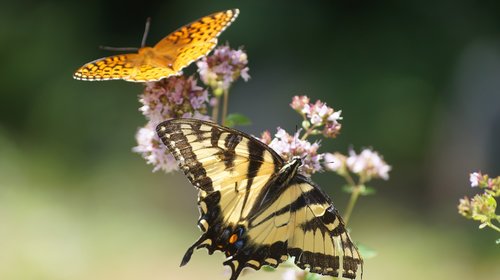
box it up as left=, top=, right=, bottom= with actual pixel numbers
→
left=212, top=96, right=220, bottom=124
left=221, top=89, right=229, bottom=126
left=487, top=222, right=500, bottom=233
left=343, top=184, right=361, bottom=225
left=301, top=124, right=319, bottom=140
left=343, top=172, right=357, bottom=188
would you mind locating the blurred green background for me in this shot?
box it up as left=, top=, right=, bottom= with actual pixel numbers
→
left=1, top=0, right=499, bottom=279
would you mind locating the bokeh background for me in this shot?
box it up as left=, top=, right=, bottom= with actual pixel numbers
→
left=1, top=0, right=499, bottom=279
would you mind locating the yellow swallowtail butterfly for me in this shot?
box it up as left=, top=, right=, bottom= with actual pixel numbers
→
left=157, top=118, right=363, bottom=279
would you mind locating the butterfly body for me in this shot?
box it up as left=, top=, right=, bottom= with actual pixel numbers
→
left=74, top=9, right=239, bottom=82
left=156, top=119, right=363, bottom=280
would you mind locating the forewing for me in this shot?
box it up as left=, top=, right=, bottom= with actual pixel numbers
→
left=153, top=9, right=239, bottom=72
left=156, top=118, right=282, bottom=194
left=157, top=118, right=284, bottom=280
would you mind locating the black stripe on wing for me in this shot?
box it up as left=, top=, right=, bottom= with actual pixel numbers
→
left=156, top=118, right=283, bottom=192
left=287, top=176, right=363, bottom=279
left=157, top=119, right=214, bottom=191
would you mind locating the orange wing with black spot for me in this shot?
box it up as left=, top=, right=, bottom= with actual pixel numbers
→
left=154, top=9, right=239, bottom=71
left=73, top=9, right=239, bottom=82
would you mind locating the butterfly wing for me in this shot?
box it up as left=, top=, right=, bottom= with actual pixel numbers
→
left=282, top=177, right=363, bottom=279
left=153, top=9, right=239, bottom=73
left=73, top=54, right=140, bottom=81
left=156, top=118, right=282, bottom=194
left=157, top=118, right=283, bottom=277
left=156, top=118, right=362, bottom=280
left=74, top=10, right=238, bottom=82
left=220, top=174, right=362, bottom=279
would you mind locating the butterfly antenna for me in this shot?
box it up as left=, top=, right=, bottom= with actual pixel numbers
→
left=98, top=45, right=139, bottom=51
left=99, top=18, right=150, bottom=51
left=141, top=17, right=152, bottom=48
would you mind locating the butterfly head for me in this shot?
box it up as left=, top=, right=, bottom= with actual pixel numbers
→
left=276, top=156, right=303, bottom=185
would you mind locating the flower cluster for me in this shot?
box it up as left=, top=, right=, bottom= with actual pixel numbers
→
left=139, top=75, right=210, bottom=123
left=469, top=172, right=500, bottom=195
left=133, top=75, right=210, bottom=172
left=197, top=44, right=250, bottom=95
left=291, top=95, right=342, bottom=138
left=324, top=148, right=391, bottom=181
left=260, top=128, right=322, bottom=176
left=458, top=172, right=500, bottom=233
left=133, top=123, right=178, bottom=172
left=258, top=96, right=391, bottom=187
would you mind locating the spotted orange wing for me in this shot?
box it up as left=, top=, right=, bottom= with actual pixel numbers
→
left=73, top=54, right=138, bottom=81
left=154, top=9, right=239, bottom=72
left=73, top=9, right=239, bottom=82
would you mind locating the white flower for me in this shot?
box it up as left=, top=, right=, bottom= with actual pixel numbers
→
left=469, top=172, right=481, bottom=187
left=282, top=268, right=304, bottom=280
left=346, top=148, right=391, bottom=180
left=328, top=110, right=342, bottom=121
left=301, top=103, right=311, bottom=115
left=267, top=128, right=323, bottom=176
left=310, top=113, right=323, bottom=125
left=318, top=104, right=330, bottom=117
left=133, top=124, right=178, bottom=173
left=324, top=152, right=345, bottom=172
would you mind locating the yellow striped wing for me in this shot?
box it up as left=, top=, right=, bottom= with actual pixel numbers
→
left=156, top=118, right=362, bottom=280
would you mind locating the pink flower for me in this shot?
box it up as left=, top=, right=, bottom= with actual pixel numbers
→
left=139, top=75, right=210, bottom=123
left=135, top=75, right=210, bottom=172
left=264, top=128, right=323, bottom=176
left=323, top=121, right=342, bottom=138
left=324, top=152, right=347, bottom=173
left=346, top=148, right=391, bottom=180
left=260, top=130, right=272, bottom=145
left=290, top=95, right=343, bottom=138
left=133, top=124, right=178, bottom=172
left=290, top=96, right=310, bottom=112
left=197, top=44, right=250, bottom=94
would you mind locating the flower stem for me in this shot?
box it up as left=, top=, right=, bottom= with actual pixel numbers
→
left=212, top=96, right=220, bottom=124
left=301, top=124, right=318, bottom=140
left=343, top=184, right=361, bottom=225
left=221, top=89, right=229, bottom=126
left=488, top=222, right=500, bottom=233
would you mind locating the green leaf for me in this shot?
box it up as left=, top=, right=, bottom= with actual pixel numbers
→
left=261, top=265, right=275, bottom=272
left=305, top=272, right=322, bottom=280
left=357, top=243, right=377, bottom=259
left=224, top=113, right=252, bottom=127
left=496, top=238, right=500, bottom=245
left=342, top=185, right=355, bottom=194
left=360, top=185, right=377, bottom=196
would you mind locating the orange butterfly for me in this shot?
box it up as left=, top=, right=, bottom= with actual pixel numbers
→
left=74, top=9, right=239, bottom=82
